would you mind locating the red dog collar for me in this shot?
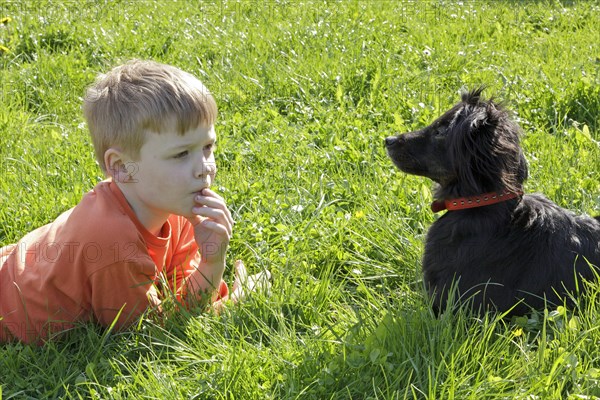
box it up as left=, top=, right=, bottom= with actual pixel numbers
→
left=431, top=191, right=523, bottom=213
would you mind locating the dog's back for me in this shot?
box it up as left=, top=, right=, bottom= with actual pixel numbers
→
left=424, top=194, right=600, bottom=315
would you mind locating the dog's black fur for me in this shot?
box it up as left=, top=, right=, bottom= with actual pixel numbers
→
left=385, top=87, right=600, bottom=315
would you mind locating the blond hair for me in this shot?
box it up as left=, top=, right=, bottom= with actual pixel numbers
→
left=83, top=60, right=218, bottom=173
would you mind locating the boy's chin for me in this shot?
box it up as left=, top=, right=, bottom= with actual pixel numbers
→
left=168, top=208, right=195, bottom=220
left=180, top=211, right=197, bottom=220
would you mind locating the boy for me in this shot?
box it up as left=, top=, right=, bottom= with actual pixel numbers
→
left=0, top=60, right=268, bottom=344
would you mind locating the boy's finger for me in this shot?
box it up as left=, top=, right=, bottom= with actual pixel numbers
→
left=200, top=188, right=225, bottom=202
left=235, top=260, right=248, bottom=283
left=186, top=214, right=206, bottom=227
left=249, top=271, right=272, bottom=292
left=192, top=208, right=233, bottom=236
left=197, top=220, right=232, bottom=242
left=195, top=193, right=235, bottom=228
left=230, top=286, right=244, bottom=302
left=230, top=261, right=247, bottom=302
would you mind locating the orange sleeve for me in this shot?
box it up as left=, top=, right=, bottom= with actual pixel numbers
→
left=164, top=220, right=199, bottom=303
left=216, top=279, right=229, bottom=300
left=87, top=261, right=160, bottom=329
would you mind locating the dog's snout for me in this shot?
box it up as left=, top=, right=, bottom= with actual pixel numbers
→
left=385, top=136, right=399, bottom=147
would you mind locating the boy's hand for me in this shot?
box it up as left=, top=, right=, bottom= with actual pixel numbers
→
left=210, top=260, right=272, bottom=313
left=188, top=188, right=234, bottom=265
left=229, top=260, right=272, bottom=302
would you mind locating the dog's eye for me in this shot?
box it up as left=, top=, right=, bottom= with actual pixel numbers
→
left=435, top=127, right=447, bottom=137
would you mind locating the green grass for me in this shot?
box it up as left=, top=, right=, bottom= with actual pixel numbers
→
left=1, top=0, right=600, bottom=398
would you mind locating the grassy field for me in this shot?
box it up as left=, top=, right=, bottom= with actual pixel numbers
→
left=1, top=0, right=600, bottom=398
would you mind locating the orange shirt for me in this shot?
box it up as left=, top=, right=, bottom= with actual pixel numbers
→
left=0, top=180, right=227, bottom=344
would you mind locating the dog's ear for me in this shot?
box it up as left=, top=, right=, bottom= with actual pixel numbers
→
left=450, top=101, right=497, bottom=141
left=466, top=106, right=489, bottom=130
left=449, top=98, right=526, bottom=195
left=450, top=87, right=489, bottom=131
left=461, top=86, right=486, bottom=106
left=516, top=151, right=529, bottom=184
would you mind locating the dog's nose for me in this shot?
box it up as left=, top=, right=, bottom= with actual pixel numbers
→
left=385, top=136, right=398, bottom=147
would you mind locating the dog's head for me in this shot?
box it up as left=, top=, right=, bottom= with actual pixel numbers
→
left=385, top=87, right=528, bottom=198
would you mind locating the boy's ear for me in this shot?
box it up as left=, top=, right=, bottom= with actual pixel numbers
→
left=104, top=148, right=129, bottom=182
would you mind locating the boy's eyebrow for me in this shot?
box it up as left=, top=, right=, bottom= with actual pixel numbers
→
left=167, top=137, right=217, bottom=151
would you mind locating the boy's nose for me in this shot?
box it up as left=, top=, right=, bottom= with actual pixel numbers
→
left=204, top=163, right=217, bottom=174
left=195, top=163, right=217, bottom=179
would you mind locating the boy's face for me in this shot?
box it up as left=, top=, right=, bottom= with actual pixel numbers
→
left=115, top=124, right=217, bottom=229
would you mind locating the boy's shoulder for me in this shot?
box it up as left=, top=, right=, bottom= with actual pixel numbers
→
left=11, top=180, right=196, bottom=269
left=1, top=181, right=151, bottom=277
left=56, top=180, right=144, bottom=249
left=73, top=181, right=195, bottom=250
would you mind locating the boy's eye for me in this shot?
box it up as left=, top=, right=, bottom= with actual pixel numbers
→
left=204, top=143, right=216, bottom=152
left=173, top=150, right=189, bottom=159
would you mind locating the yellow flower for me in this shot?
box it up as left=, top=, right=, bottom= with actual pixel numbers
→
left=512, top=327, right=523, bottom=337
left=0, top=45, right=10, bottom=53
left=1, top=17, right=12, bottom=25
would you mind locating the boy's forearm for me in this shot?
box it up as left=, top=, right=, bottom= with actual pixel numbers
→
left=186, top=260, right=226, bottom=299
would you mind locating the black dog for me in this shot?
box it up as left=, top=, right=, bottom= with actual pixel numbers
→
left=385, top=87, right=600, bottom=315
